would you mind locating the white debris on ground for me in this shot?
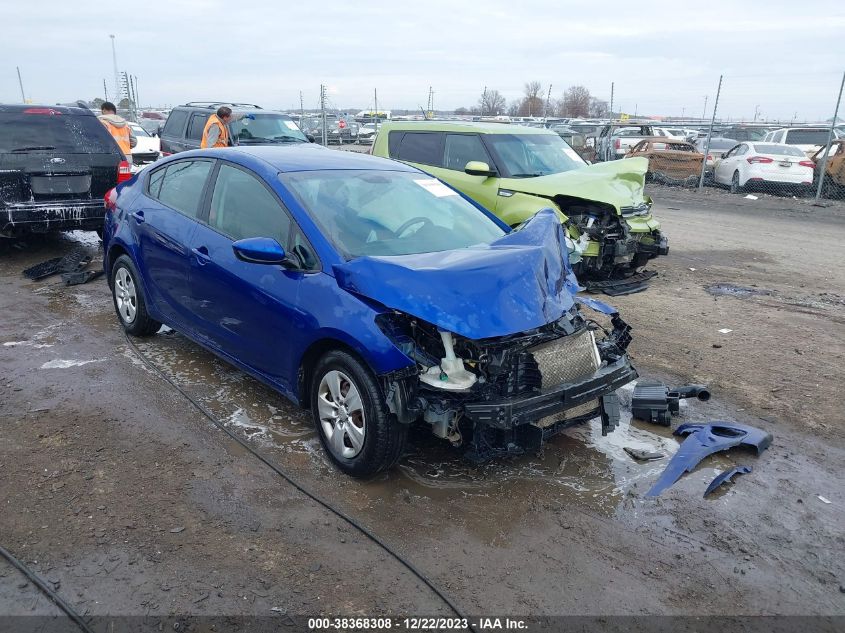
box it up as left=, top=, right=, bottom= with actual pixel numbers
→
left=40, top=359, right=104, bottom=369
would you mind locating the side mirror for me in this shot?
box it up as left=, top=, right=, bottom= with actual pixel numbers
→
left=464, top=161, right=495, bottom=177
left=232, top=237, right=292, bottom=266
left=306, top=133, right=316, bottom=143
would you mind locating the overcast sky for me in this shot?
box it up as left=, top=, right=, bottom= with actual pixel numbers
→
left=3, top=0, right=844, bottom=121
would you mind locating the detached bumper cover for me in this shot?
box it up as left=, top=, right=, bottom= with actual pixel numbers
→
left=463, top=356, right=637, bottom=430
left=1, top=200, right=105, bottom=233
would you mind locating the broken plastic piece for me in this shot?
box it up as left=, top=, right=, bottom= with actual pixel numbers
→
left=704, top=465, right=752, bottom=497
left=23, top=250, right=92, bottom=280
left=645, top=421, right=772, bottom=497
left=623, top=447, right=663, bottom=461
left=61, top=270, right=104, bottom=286
left=585, top=270, right=658, bottom=296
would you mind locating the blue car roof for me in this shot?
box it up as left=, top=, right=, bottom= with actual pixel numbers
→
left=193, top=144, right=419, bottom=173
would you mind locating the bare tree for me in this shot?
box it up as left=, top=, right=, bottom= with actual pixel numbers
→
left=507, top=100, right=521, bottom=117
left=479, top=89, right=507, bottom=116
left=588, top=96, right=609, bottom=118
left=561, top=85, right=591, bottom=118
left=519, top=81, right=544, bottom=117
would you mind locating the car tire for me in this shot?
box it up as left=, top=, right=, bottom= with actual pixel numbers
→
left=111, top=254, right=161, bottom=336
left=310, top=350, right=406, bottom=477
left=730, top=171, right=743, bottom=194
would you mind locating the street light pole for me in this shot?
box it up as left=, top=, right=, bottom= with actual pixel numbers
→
left=815, top=71, right=845, bottom=202
left=110, top=35, right=120, bottom=105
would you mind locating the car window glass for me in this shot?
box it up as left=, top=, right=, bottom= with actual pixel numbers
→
left=282, top=169, right=504, bottom=258
left=156, top=160, right=212, bottom=217
left=148, top=165, right=166, bottom=198
left=443, top=134, right=490, bottom=171
left=162, top=110, right=188, bottom=137
left=396, top=132, right=442, bottom=166
left=187, top=114, right=208, bottom=141
left=209, top=164, right=291, bottom=244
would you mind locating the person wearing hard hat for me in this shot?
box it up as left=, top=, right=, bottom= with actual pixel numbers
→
left=98, top=101, right=137, bottom=161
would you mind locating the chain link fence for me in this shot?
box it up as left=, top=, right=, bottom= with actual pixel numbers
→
left=590, top=72, right=844, bottom=202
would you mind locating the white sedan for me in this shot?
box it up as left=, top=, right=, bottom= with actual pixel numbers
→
left=129, top=123, right=161, bottom=165
left=713, top=142, right=815, bottom=194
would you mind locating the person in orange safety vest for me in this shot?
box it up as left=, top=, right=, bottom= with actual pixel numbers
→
left=200, top=106, right=233, bottom=149
left=98, top=102, right=136, bottom=160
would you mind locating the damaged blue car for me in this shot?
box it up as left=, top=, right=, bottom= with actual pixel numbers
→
left=103, top=145, right=637, bottom=476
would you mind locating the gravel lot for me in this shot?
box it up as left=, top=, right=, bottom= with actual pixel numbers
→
left=1, top=186, right=843, bottom=629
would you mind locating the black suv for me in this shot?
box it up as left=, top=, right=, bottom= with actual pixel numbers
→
left=0, top=104, right=128, bottom=237
left=159, top=102, right=309, bottom=154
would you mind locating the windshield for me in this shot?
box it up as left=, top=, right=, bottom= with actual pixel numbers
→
left=784, top=129, right=831, bottom=145
left=484, top=133, right=586, bottom=178
left=229, top=114, right=307, bottom=144
left=752, top=144, right=807, bottom=157
left=282, top=170, right=505, bottom=258
left=0, top=111, right=117, bottom=154
left=131, top=125, right=150, bottom=137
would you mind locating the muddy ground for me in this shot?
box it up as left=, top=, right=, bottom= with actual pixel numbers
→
left=1, top=187, right=843, bottom=630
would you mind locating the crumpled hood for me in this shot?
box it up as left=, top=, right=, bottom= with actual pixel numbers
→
left=333, top=209, right=580, bottom=340
left=501, top=158, right=649, bottom=211
left=98, top=114, right=129, bottom=128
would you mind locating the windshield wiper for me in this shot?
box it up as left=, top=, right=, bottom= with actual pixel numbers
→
left=509, top=172, right=546, bottom=178
left=10, top=146, right=57, bottom=152
left=271, top=136, right=306, bottom=143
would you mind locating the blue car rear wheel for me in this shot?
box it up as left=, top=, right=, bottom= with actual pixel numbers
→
left=310, top=350, right=406, bottom=476
left=111, top=255, right=161, bottom=337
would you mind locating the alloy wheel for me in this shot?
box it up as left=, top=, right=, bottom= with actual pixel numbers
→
left=316, top=370, right=366, bottom=459
left=115, top=267, right=138, bottom=324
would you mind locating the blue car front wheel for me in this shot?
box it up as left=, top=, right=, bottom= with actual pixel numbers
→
left=310, top=350, right=406, bottom=476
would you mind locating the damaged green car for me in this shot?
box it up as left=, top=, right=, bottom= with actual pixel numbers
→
left=372, top=122, right=668, bottom=292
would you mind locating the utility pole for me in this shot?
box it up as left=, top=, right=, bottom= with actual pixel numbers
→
left=374, top=88, right=379, bottom=131
left=133, top=75, right=139, bottom=109
left=702, top=95, right=708, bottom=120
left=299, top=91, right=304, bottom=125
left=320, top=84, right=327, bottom=146
left=698, top=75, right=723, bottom=191
left=543, top=84, right=552, bottom=122
left=109, top=35, right=120, bottom=105
left=16, top=66, right=26, bottom=103
left=815, top=70, right=845, bottom=202
left=426, top=86, right=434, bottom=119
left=481, top=86, right=487, bottom=117
left=103, top=78, right=108, bottom=102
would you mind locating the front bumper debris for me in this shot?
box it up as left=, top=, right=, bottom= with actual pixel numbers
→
left=2, top=199, right=105, bottom=236
left=585, top=270, right=658, bottom=296
left=462, top=355, right=637, bottom=430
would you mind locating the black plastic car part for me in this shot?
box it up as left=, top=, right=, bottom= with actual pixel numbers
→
left=61, top=269, right=104, bottom=286
left=22, top=250, right=93, bottom=280
left=632, top=381, right=711, bottom=426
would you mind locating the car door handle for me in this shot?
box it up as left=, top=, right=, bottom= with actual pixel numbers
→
left=192, top=246, right=211, bottom=265
left=131, top=211, right=145, bottom=223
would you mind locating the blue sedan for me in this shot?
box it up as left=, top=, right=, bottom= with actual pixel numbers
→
left=103, top=145, right=636, bottom=475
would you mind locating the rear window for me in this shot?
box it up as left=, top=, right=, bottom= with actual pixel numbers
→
left=784, top=130, right=830, bottom=145
left=701, top=139, right=738, bottom=150
left=753, top=144, right=806, bottom=157
left=395, top=132, right=443, bottom=166
left=162, top=110, right=189, bottom=137
left=0, top=111, right=117, bottom=154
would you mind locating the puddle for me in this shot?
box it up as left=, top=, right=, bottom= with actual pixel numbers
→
left=706, top=283, right=773, bottom=298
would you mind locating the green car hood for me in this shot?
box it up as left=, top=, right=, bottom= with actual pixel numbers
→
left=499, top=157, right=649, bottom=212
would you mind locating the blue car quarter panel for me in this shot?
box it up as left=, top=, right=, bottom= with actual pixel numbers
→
left=332, top=209, right=580, bottom=340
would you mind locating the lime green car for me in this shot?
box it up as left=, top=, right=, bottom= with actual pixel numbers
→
left=372, top=121, right=668, bottom=290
